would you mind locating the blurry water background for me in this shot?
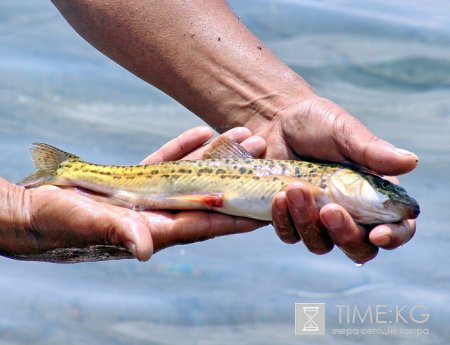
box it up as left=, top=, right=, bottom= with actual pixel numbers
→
left=1, top=0, right=449, bottom=344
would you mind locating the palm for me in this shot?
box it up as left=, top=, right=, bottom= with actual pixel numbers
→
left=30, top=186, right=251, bottom=254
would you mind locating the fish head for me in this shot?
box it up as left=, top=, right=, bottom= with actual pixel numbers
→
left=328, top=169, right=420, bottom=224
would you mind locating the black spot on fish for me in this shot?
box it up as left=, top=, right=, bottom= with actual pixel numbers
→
left=137, top=172, right=144, bottom=176
left=126, top=176, right=134, bottom=180
left=151, top=170, right=159, bottom=175
left=216, top=168, right=226, bottom=174
left=239, top=167, right=246, bottom=174
left=198, top=168, right=213, bottom=174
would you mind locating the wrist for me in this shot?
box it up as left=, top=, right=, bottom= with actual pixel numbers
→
left=233, top=80, right=317, bottom=142
left=0, top=179, right=31, bottom=254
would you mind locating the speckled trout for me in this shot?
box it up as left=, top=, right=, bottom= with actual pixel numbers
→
left=19, top=136, right=419, bottom=225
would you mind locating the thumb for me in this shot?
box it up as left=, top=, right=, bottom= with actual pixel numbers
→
left=332, top=113, right=418, bottom=175
left=111, top=215, right=154, bottom=261
left=298, top=97, right=419, bottom=175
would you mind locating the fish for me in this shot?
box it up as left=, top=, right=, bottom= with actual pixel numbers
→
left=19, top=136, right=420, bottom=225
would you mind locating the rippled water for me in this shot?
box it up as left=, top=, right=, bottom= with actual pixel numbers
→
left=0, top=0, right=449, bottom=344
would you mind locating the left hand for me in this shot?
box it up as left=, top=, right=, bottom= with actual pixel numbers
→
left=2, top=127, right=266, bottom=262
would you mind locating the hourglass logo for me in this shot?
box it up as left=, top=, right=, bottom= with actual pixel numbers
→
left=295, top=303, right=325, bottom=335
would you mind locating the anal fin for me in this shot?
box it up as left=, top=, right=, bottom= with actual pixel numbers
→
left=165, top=193, right=224, bottom=209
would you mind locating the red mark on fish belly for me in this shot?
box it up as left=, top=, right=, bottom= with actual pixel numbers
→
left=201, top=194, right=224, bottom=208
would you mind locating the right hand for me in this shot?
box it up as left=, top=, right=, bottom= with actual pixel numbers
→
left=260, top=96, right=417, bottom=264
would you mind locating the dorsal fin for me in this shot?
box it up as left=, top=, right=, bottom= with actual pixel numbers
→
left=202, top=136, right=253, bottom=160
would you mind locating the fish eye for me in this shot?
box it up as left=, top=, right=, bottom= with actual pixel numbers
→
left=380, top=180, right=390, bottom=189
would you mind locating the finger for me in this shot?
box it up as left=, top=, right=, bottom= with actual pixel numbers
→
left=285, top=182, right=333, bottom=254
left=272, top=192, right=301, bottom=244
left=321, top=204, right=378, bottom=264
left=239, top=136, right=267, bottom=158
left=74, top=203, right=154, bottom=261
left=369, top=219, right=416, bottom=250
left=182, top=127, right=255, bottom=160
left=140, top=126, right=213, bottom=164
left=150, top=211, right=266, bottom=252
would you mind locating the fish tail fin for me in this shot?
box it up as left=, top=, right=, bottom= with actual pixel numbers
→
left=18, top=143, right=80, bottom=188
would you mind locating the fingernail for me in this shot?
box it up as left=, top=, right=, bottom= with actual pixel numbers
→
left=286, top=187, right=305, bottom=205
left=375, top=235, right=391, bottom=246
left=372, top=227, right=391, bottom=246
left=322, top=210, right=343, bottom=229
left=125, top=241, right=138, bottom=259
left=274, top=195, right=286, bottom=211
left=394, top=148, right=418, bottom=162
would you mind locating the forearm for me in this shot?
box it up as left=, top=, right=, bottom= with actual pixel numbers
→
left=51, top=0, right=314, bottom=132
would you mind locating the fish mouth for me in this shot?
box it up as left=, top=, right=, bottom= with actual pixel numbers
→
left=387, top=198, right=420, bottom=221
left=406, top=201, right=420, bottom=219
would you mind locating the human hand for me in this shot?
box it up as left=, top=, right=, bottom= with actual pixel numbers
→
left=255, top=96, right=417, bottom=264
left=0, top=127, right=266, bottom=263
